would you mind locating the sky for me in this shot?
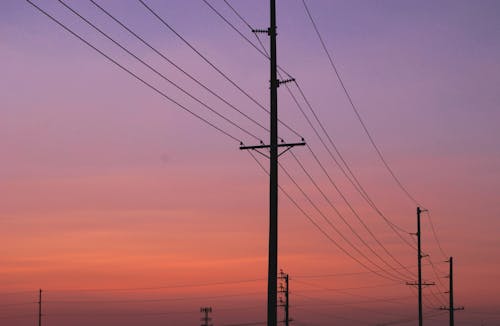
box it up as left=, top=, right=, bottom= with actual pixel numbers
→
left=1, top=0, right=500, bottom=325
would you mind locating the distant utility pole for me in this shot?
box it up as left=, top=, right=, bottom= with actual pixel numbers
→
left=38, top=289, right=42, bottom=326
left=278, top=270, right=292, bottom=326
left=239, top=1, right=304, bottom=326
left=406, top=207, right=435, bottom=326
left=200, top=307, right=213, bottom=326
left=440, top=257, right=464, bottom=326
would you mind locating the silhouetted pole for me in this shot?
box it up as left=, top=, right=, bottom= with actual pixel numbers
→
left=200, top=307, right=212, bottom=326
left=239, top=1, right=304, bottom=325
left=278, top=270, right=291, bottom=326
left=268, top=1, right=278, bottom=325
left=417, top=206, right=423, bottom=326
left=407, top=207, right=434, bottom=326
left=449, top=256, right=454, bottom=326
left=440, top=257, right=464, bottom=326
left=38, top=289, right=42, bottom=326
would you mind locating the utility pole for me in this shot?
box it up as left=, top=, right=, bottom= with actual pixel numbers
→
left=38, top=289, right=42, bottom=326
left=278, top=270, right=291, bottom=326
left=239, top=1, right=304, bottom=326
left=406, top=207, right=434, bottom=326
left=440, top=257, right=464, bottom=326
left=200, top=307, right=213, bottom=326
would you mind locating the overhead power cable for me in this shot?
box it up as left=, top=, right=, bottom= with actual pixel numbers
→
left=247, top=151, right=403, bottom=283
left=90, top=0, right=270, bottom=138
left=57, top=0, right=259, bottom=143
left=44, top=278, right=265, bottom=293
left=279, top=160, right=408, bottom=282
left=301, top=0, right=420, bottom=206
left=425, top=210, right=448, bottom=259
left=45, top=291, right=264, bottom=304
left=290, top=149, right=416, bottom=279
left=25, top=0, right=242, bottom=144
left=294, top=292, right=410, bottom=319
left=207, top=0, right=417, bottom=251
left=138, top=0, right=303, bottom=140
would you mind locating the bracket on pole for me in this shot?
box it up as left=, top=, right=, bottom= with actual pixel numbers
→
left=406, top=281, right=436, bottom=287
left=440, top=306, right=465, bottom=311
left=252, top=28, right=270, bottom=35
left=240, top=140, right=305, bottom=158
left=278, top=78, right=295, bottom=86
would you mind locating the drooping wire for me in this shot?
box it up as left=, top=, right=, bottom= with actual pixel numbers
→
left=293, top=292, right=411, bottom=319
left=210, top=0, right=417, bottom=250
left=138, top=0, right=304, bottom=140
left=43, top=278, right=265, bottom=293
left=44, top=291, right=264, bottom=304
left=301, top=0, right=420, bottom=206
left=215, top=0, right=421, bottom=280
left=288, top=150, right=414, bottom=280
left=25, top=0, right=242, bottom=144
left=90, top=0, right=271, bottom=137
left=294, top=148, right=417, bottom=276
left=293, top=83, right=414, bottom=238
left=425, top=210, right=449, bottom=259
left=57, top=0, right=261, bottom=143
left=247, top=151, right=404, bottom=283
left=279, top=159, right=409, bottom=282
left=425, top=257, right=448, bottom=304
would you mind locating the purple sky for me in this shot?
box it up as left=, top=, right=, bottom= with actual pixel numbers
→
left=1, top=0, right=500, bottom=325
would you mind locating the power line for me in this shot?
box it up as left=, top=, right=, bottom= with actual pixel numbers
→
left=219, top=0, right=416, bottom=280
left=293, top=264, right=421, bottom=279
left=425, top=210, right=448, bottom=259
left=301, top=0, right=420, bottom=206
left=293, top=279, right=408, bottom=305
left=25, top=0, right=242, bottom=144
left=247, top=151, right=404, bottom=283
left=138, top=0, right=303, bottom=140
left=57, top=0, right=260, bottom=143
left=293, top=83, right=415, bottom=240
left=44, top=291, right=264, bottom=304
left=293, top=280, right=400, bottom=292
left=290, top=149, right=415, bottom=280
left=205, top=0, right=417, bottom=253
left=294, top=292, right=410, bottom=319
left=0, top=302, right=34, bottom=307
left=43, top=278, right=265, bottom=293
left=279, top=160, right=407, bottom=282
left=90, top=0, right=270, bottom=138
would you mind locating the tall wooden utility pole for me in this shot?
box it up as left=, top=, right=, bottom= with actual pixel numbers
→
left=38, top=289, right=42, bottom=326
left=239, top=1, right=304, bottom=325
left=440, top=257, right=464, bottom=326
left=407, top=207, right=434, bottom=326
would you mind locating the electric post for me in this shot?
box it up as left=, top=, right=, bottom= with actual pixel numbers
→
left=440, top=257, right=464, bottom=326
left=200, top=307, right=213, bottom=326
left=38, top=289, right=42, bottom=326
left=278, top=270, right=291, bottom=326
left=239, top=1, right=304, bottom=326
left=406, top=207, right=434, bottom=326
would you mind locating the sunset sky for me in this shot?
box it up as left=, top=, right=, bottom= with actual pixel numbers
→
left=1, top=0, right=500, bottom=325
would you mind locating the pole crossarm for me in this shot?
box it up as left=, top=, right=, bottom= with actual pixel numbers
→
left=240, top=141, right=305, bottom=158
left=440, top=306, right=465, bottom=311
left=406, top=281, right=436, bottom=287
